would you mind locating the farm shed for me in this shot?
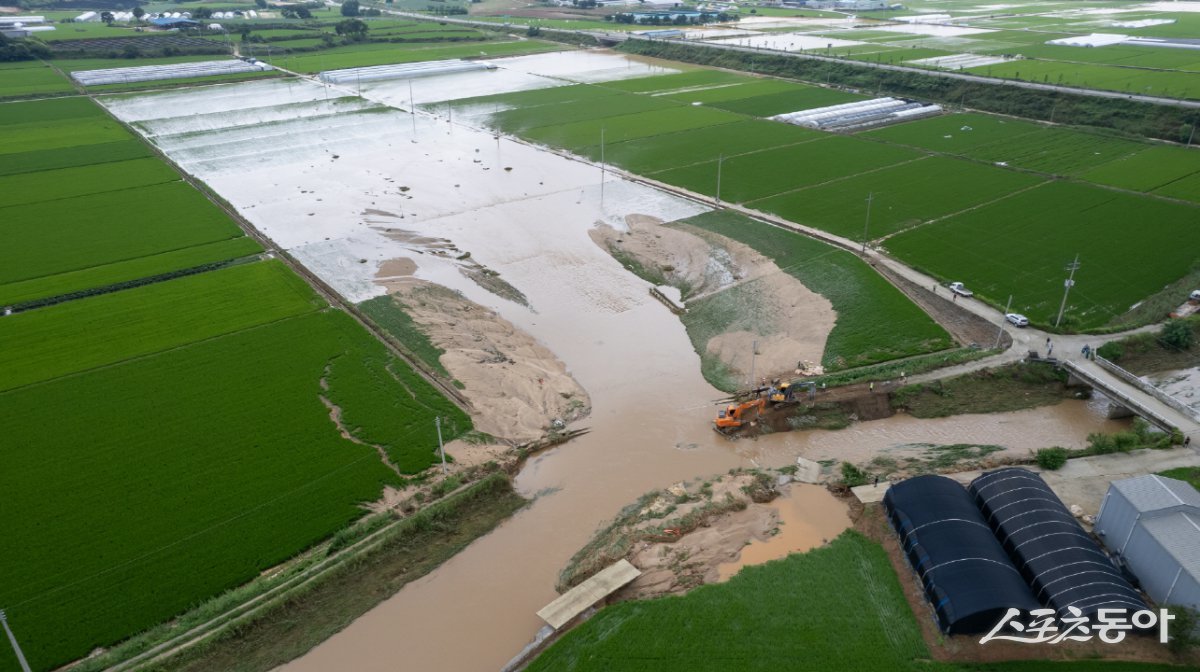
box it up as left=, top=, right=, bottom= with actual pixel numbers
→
left=969, top=468, right=1145, bottom=617
left=1095, top=475, right=1200, bottom=610
left=884, top=475, right=1039, bottom=634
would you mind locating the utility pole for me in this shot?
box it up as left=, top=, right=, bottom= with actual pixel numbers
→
left=749, top=339, right=758, bottom=390
left=600, top=127, right=606, bottom=206
left=1055, top=254, right=1081, bottom=328
left=994, top=294, right=1012, bottom=349
left=715, top=153, right=724, bottom=205
left=1189, top=123, right=1196, bottom=147
left=435, top=417, right=447, bottom=475
left=408, top=79, right=416, bottom=136
left=0, top=610, right=33, bottom=672
left=861, top=192, right=873, bottom=254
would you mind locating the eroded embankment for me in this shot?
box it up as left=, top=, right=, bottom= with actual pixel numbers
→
left=558, top=470, right=850, bottom=600
left=591, top=214, right=836, bottom=389
left=370, top=270, right=590, bottom=444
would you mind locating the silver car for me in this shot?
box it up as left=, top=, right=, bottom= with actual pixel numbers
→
left=1005, top=313, right=1029, bottom=327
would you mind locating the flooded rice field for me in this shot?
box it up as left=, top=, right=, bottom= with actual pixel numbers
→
left=98, top=51, right=1134, bottom=671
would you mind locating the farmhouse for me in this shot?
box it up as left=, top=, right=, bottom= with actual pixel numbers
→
left=1095, top=475, right=1200, bottom=611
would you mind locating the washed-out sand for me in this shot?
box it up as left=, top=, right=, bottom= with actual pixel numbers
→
left=374, top=271, right=589, bottom=443
left=591, top=214, right=836, bottom=383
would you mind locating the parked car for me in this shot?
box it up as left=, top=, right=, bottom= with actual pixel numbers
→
left=1005, top=313, right=1029, bottom=327
left=948, top=282, right=973, bottom=297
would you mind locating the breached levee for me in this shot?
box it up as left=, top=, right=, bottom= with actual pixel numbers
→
left=591, top=214, right=836, bottom=387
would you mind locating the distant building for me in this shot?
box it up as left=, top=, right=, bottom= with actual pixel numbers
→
left=150, top=17, right=200, bottom=29
left=1095, top=475, right=1200, bottom=611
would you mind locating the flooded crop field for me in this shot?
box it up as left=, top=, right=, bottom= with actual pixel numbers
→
left=94, top=50, right=1150, bottom=672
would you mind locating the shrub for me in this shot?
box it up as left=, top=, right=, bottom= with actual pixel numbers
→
left=1035, top=447, right=1069, bottom=470
left=841, top=462, right=868, bottom=487
left=1160, top=320, right=1194, bottom=351
left=1096, top=341, right=1123, bottom=361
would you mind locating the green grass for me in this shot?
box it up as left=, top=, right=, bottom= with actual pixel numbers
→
left=0, top=114, right=131, bottom=154
left=523, top=105, right=743, bottom=150
left=1080, top=145, right=1200, bottom=193
left=683, top=211, right=952, bottom=372
left=0, top=157, right=178, bottom=208
left=0, top=304, right=467, bottom=672
left=0, top=181, right=247, bottom=296
left=265, top=38, right=564, bottom=73
left=1159, top=466, right=1200, bottom=491
left=653, top=136, right=920, bottom=203
left=885, top=181, right=1200, bottom=330
left=750, top=156, right=1046, bottom=241
left=528, top=528, right=1182, bottom=672
left=0, top=237, right=263, bottom=308
left=527, top=531, right=929, bottom=671
left=702, top=85, right=862, bottom=117
left=580, top=119, right=822, bottom=174
left=864, top=112, right=1046, bottom=155
left=967, top=58, right=1200, bottom=100
left=0, top=61, right=74, bottom=98
left=0, top=261, right=321, bottom=392
left=359, top=294, right=450, bottom=378
left=0, top=139, right=153, bottom=177
left=865, top=112, right=1147, bottom=176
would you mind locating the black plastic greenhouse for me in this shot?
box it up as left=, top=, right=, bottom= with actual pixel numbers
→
left=969, top=468, right=1145, bottom=617
left=884, top=475, right=1039, bottom=634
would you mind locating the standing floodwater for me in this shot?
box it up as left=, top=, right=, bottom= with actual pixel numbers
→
left=94, top=61, right=1131, bottom=672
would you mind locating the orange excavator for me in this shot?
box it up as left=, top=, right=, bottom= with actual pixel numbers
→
left=714, top=397, right=765, bottom=433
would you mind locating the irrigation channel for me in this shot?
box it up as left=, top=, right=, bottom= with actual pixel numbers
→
left=97, top=52, right=1131, bottom=672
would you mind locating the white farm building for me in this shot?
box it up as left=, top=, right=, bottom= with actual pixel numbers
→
left=1095, top=474, right=1200, bottom=611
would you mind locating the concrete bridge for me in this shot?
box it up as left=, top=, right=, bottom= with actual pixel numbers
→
left=1061, top=359, right=1188, bottom=433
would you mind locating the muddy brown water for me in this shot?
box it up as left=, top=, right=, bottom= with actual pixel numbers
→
left=99, top=64, right=1133, bottom=672
left=283, top=387, right=1125, bottom=672
left=716, top=484, right=852, bottom=582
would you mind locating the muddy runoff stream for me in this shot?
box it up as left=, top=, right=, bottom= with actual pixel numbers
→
left=94, top=63, right=1131, bottom=672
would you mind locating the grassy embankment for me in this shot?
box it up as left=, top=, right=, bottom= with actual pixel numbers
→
left=528, top=530, right=1184, bottom=672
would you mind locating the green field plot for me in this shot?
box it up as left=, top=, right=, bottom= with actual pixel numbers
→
left=528, top=531, right=928, bottom=672
left=702, top=85, right=862, bottom=117
left=599, top=69, right=746, bottom=94
left=968, top=58, right=1200, bottom=100
left=0, top=95, right=98, bottom=127
left=0, top=181, right=246, bottom=297
left=750, top=156, right=1045, bottom=241
left=0, top=114, right=131, bottom=154
left=965, top=126, right=1147, bottom=175
left=1005, top=43, right=1200, bottom=71
left=0, top=261, right=319, bottom=391
left=863, top=112, right=1044, bottom=154
left=0, top=61, right=74, bottom=98
left=579, top=119, right=822, bottom=174
left=652, top=136, right=920, bottom=204
left=1154, top=168, right=1200, bottom=203
left=0, top=139, right=153, bottom=177
left=684, top=211, right=952, bottom=370
left=453, top=82, right=621, bottom=113
left=659, top=77, right=801, bottom=104
left=885, top=181, right=1200, bottom=329
left=848, top=46, right=956, bottom=64
left=267, top=39, right=564, bottom=73
left=0, top=237, right=262, bottom=308
left=523, top=105, right=743, bottom=151
left=0, top=306, right=468, bottom=671
left=527, top=529, right=1179, bottom=672
left=0, top=157, right=178, bottom=208
left=1080, top=145, right=1200, bottom=192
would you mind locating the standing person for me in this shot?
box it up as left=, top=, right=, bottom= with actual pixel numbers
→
left=1048, top=342, right=1054, bottom=357
left=1046, top=337, right=1052, bottom=350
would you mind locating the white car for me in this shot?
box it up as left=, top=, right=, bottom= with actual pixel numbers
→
left=948, top=282, right=973, bottom=297
left=1005, top=313, right=1029, bottom=327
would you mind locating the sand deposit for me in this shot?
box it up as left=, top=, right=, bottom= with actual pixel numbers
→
left=591, top=214, right=835, bottom=383
left=373, top=273, right=590, bottom=442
